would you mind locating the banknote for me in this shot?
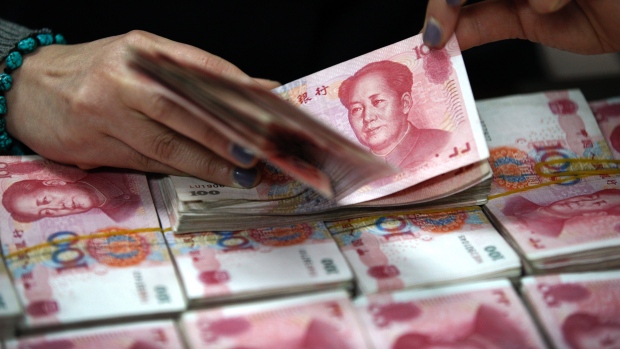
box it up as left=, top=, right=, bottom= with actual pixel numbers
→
left=4, top=319, right=186, bottom=349
left=477, top=89, right=615, bottom=197
left=274, top=33, right=487, bottom=205
left=165, top=221, right=353, bottom=304
left=0, top=259, right=22, bottom=338
left=0, top=156, right=186, bottom=329
left=484, top=174, right=620, bottom=273
left=354, top=278, right=547, bottom=349
left=590, top=96, right=620, bottom=159
left=180, top=290, right=371, bottom=349
left=325, top=207, right=521, bottom=294
left=129, top=46, right=395, bottom=199
left=521, top=270, right=620, bottom=349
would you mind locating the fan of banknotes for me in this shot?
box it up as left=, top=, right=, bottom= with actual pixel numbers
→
left=128, top=47, right=397, bottom=200
left=131, top=34, right=492, bottom=233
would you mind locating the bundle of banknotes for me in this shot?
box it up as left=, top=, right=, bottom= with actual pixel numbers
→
left=0, top=157, right=187, bottom=334
left=480, top=90, right=620, bottom=274
left=149, top=177, right=355, bottom=306
left=521, top=269, right=620, bottom=349
left=147, top=34, right=492, bottom=232
left=325, top=206, right=522, bottom=295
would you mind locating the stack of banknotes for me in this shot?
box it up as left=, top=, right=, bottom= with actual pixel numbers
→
left=355, top=278, right=547, bottom=348
left=150, top=177, right=355, bottom=306
left=180, top=290, right=372, bottom=348
left=150, top=34, right=492, bottom=232
left=325, top=206, right=522, bottom=295
left=521, top=269, right=620, bottom=349
left=4, top=319, right=187, bottom=348
left=480, top=90, right=620, bottom=274
left=0, top=157, right=187, bottom=334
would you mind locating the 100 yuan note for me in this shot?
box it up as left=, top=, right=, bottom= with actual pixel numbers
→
left=477, top=89, right=614, bottom=197
left=149, top=176, right=353, bottom=303
left=181, top=290, right=371, bottom=349
left=590, top=96, right=620, bottom=159
left=166, top=222, right=353, bottom=304
left=521, top=270, right=620, bottom=349
left=354, top=279, right=546, bottom=349
left=0, top=156, right=185, bottom=329
left=326, top=207, right=521, bottom=294
left=484, top=174, right=620, bottom=268
left=5, top=319, right=186, bottom=349
left=274, top=34, right=488, bottom=205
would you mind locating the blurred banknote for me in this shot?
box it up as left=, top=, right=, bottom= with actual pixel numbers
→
left=5, top=319, right=185, bottom=349
left=590, top=96, right=620, bottom=159
left=180, top=290, right=371, bottom=349
left=150, top=33, right=490, bottom=232
left=521, top=270, right=620, bottom=349
left=354, top=278, right=546, bottom=349
left=326, top=206, right=521, bottom=294
left=0, top=156, right=186, bottom=330
left=0, top=259, right=22, bottom=338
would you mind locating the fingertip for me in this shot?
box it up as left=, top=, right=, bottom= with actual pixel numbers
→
left=232, top=167, right=261, bottom=189
left=446, top=0, right=465, bottom=7
left=529, top=0, right=571, bottom=13
left=230, top=143, right=257, bottom=167
left=255, top=78, right=282, bottom=89
left=423, top=17, right=444, bottom=48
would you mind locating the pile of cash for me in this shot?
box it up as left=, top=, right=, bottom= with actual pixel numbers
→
left=521, top=269, right=620, bottom=349
left=150, top=34, right=492, bottom=232
left=1, top=30, right=620, bottom=348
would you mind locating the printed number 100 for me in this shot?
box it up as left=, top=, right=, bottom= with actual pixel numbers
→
left=190, top=191, right=220, bottom=196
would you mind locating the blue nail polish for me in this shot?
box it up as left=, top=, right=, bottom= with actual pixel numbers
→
left=423, top=18, right=442, bottom=47
left=446, top=0, right=461, bottom=6
left=233, top=167, right=258, bottom=188
left=231, top=144, right=255, bottom=165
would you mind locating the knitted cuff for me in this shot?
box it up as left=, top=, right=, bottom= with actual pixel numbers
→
left=0, top=18, right=52, bottom=63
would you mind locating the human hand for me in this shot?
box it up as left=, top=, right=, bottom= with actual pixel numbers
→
left=422, top=0, right=620, bottom=54
left=4, top=30, right=281, bottom=188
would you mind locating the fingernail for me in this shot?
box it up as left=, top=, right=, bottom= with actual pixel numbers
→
left=550, top=0, right=567, bottom=11
left=233, top=167, right=258, bottom=188
left=230, top=143, right=255, bottom=166
left=423, top=17, right=442, bottom=48
left=446, top=0, right=461, bottom=6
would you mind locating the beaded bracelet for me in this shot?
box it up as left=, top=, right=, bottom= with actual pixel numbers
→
left=0, top=32, right=66, bottom=155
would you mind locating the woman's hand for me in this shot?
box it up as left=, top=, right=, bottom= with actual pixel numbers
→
left=423, top=0, right=620, bottom=54
left=5, top=30, right=280, bottom=188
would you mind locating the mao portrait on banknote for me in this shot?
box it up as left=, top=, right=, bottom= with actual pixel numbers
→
left=274, top=34, right=487, bottom=205
left=1, top=163, right=142, bottom=223
left=355, top=279, right=546, bottom=349
left=485, top=175, right=620, bottom=262
left=522, top=270, right=620, bottom=349
left=590, top=96, right=620, bottom=159
left=338, top=60, right=451, bottom=171
left=502, top=187, right=620, bottom=238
